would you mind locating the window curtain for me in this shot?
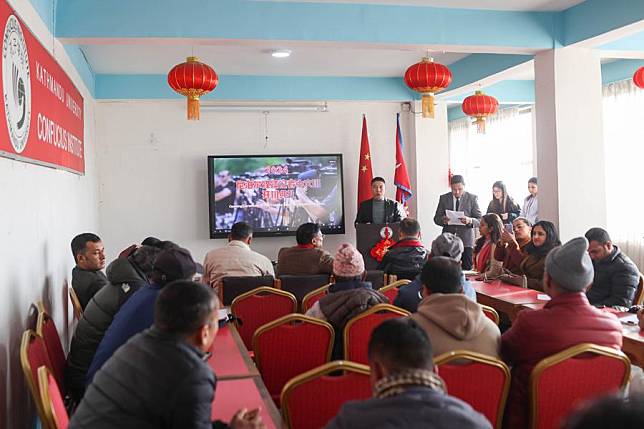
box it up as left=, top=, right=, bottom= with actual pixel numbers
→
left=448, top=107, right=534, bottom=211
left=603, top=80, right=644, bottom=270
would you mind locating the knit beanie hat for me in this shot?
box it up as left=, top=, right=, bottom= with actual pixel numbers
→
left=545, top=237, right=594, bottom=292
left=431, top=233, right=464, bottom=261
left=333, top=243, right=365, bottom=277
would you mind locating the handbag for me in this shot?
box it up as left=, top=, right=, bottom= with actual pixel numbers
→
left=499, top=273, right=528, bottom=288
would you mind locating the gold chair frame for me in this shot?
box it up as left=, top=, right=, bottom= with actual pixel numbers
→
left=20, top=330, right=49, bottom=428
left=37, top=365, right=65, bottom=429
left=480, top=304, right=500, bottom=325
left=301, top=283, right=332, bottom=312
left=343, top=303, right=410, bottom=359
left=69, top=287, right=83, bottom=320
left=230, top=286, right=297, bottom=330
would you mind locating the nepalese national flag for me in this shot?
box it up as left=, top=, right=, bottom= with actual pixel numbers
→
left=394, top=113, right=413, bottom=206
left=357, top=115, right=374, bottom=208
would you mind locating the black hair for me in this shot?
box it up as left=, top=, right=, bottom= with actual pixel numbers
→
left=141, top=237, right=162, bottom=247
left=296, top=223, right=321, bottom=245
left=585, top=227, right=611, bottom=245
left=130, top=245, right=163, bottom=277
left=71, top=233, right=101, bottom=262
left=368, top=318, right=433, bottom=373
left=159, top=240, right=180, bottom=250
left=230, top=222, right=253, bottom=241
left=399, top=218, right=421, bottom=237
left=450, top=175, right=465, bottom=185
left=525, top=220, right=561, bottom=257
left=513, top=216, right=532, bottom=228
left=563, top=395, right=644, bottom=429
left=371, top=176, right=386, bottom=185
left=474, top=213, right=504, bottom=253
left=528, top=177, right=538, bottom=185
left=420, top=256, right=463, bottom=294
left=154, top=280, right=218, bottom=337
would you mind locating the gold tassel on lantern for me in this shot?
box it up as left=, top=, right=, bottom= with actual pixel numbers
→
left=421, top=93, right=435, bottom=118
left=474, top=117, right=486, bottom=134
left=187, top=95, right=200, bottom=121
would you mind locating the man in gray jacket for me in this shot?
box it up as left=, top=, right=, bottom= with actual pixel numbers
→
left=70, top=280, right=263, bottom=429
left=325, top=317, right=491, bottom=429
left=585, top=227, right=640, bottom=307
left=433, top=175, right=481, bottom=270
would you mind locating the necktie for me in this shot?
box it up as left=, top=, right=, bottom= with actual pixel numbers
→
left=455, top=198, right=460, bottom=211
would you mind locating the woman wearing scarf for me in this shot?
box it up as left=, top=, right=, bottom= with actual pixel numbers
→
left=473, top=213, right=504, bottom=278
left=494, top=217, right=532, bottom=274
left=518, top=220, right=561, bottom=291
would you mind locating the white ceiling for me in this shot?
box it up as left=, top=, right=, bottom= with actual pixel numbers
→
left=81, top=41, right=468, bottom=76
left=260, top=0, right=586, bottom=12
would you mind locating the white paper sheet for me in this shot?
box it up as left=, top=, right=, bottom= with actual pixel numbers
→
left=446, top=210, right=465, bottom=226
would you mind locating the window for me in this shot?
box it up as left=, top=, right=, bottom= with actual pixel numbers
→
left=448, top=107, right=535, bottom=212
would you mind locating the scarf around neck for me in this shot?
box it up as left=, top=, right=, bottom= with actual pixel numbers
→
left=373, top=369, right=445, bottom=399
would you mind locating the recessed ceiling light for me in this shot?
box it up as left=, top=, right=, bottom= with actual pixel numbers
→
left=271, top=50, right=291, bottom=58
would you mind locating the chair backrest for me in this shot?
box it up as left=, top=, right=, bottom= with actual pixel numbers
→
left=281, top=361, right=372, bottom=429
left=365, top=270, right=386, bottom=289
left=38, top=366, right=69, bottom=429
left=277, top=274, right=332, bottom=309
left=231, top=286, right=297, bottom=350
left=253, top=314, right=335, bottom=403
left=634, top=274, right=644, bottom=305
left=302, top=283, right=331, bottom=313
left=20, top=330, right=54, bottom=424
left=378, top=279, right=411, bottom=304
left=344, top=303, right=410, bottom=365
left=435, top=350, right=511, bottom=429
left=36, top=309, right=66, bottom=392
left=221, top=275, right=276, bottom=305
left=480, top=305, right=500, bottom=325
left=530, top=343, right=631, bottom=429
left=69, top=287, right=83, bottom=320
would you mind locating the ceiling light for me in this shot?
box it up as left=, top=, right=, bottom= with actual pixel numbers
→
left=271, top=50, right=291, bottom=58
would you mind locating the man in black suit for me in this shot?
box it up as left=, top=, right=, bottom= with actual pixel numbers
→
left=433, top=175, right=482, bottom=270
left=355, top=177, right=406, bottom=224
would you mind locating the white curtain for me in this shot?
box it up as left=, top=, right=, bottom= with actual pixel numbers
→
left=603, top=80, right=644, bottom=270
left=448, top=107, right=534, bottom=211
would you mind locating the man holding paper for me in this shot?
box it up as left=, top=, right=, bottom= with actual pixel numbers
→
left=433, top=175, right=482, bottom=270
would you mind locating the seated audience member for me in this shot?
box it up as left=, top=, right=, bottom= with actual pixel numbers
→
left=378, top=218, right=428, bottom=280
left=325, top=318, right=491, bottom=429
left=65, top=245, right=161, bottom=402
left=395, top=233, right=476, bottom=313
left=562, top=394, right=644, bottom=429
left=86, top=247, right=197, bottom=384
left=515, top=220, right=560, bottom=291
left=494, top=217, right=532, bottom=274
left=202, top=221, right=275, bottom=289
left=71, top=233, right=108, bottom=309
left=69, top=280, right=264, bottom=429
left=486, top=181, right=521, bottom=224
left=519, top=177, right=538, bottom=225
left=276, top=222, right=333, bottom=276
left=306, top=243, right=388, bottom=358
left=585, top=227, right=639, bottom=308
left=412, top=257, right=500, bottom=358
left=501, top=237, right=623, bottom=429
left=473, top=213, right=504, bottom=276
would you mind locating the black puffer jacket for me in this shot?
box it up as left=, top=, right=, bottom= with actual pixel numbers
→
left=587, top=246, right=640, bottom=307
left=65, top=256, right=150, bottom=401
left=377, top=239, right=428, bottom=280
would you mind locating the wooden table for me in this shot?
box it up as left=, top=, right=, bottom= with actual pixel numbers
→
left=471, top=279, right=549, bottom=320
left=622, top=324, right=644, bottom=367
left=209, top=324, right=259, bottom=380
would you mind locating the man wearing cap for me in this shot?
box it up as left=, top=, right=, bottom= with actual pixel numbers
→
left=501, top=237, right=623, bottom=429
left=394, top=233, right=476, bottom=313
left=85, top=247, right=198, bottom=384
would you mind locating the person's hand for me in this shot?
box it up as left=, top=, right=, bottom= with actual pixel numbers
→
left=501, top=230, right=517, bottom=246
left=230, top=408, right=265, bottom=429
left=501, top=213, right=509, bottom=220
left=459, top=217, right=471, bottom=225
left=443, top=216, right=449, bottom=225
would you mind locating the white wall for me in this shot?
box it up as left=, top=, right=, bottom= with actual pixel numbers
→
left=0, top=2, right=99, bottom=427
left=95, top=100, right=448, bottom=264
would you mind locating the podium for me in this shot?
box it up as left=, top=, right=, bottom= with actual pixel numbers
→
left=355, top=223, right=400, bottom=270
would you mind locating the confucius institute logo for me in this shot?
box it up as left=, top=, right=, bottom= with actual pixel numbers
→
left=3, top=15, right=31, bottom=154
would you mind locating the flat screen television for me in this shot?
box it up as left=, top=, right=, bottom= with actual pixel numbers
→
left=208, top=154, right=345, bottom=238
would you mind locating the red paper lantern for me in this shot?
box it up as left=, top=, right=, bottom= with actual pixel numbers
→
left=633, top=67, right=644, bottom=89
left=168, top=56, right=218, bottom=120
left=462, top=90, right=499, bottom=134
left=404, top=57, right=452, bottom=118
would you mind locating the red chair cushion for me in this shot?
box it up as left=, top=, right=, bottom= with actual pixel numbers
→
left=382, top=288, right=399, bottom=304
left=46, top=371, right=69, bottom=429
left=533, top=353, right=628, bottom=429
left=303, top=290, right=326, bottom=312
left=437, top=361, right=507, bottom=427
left=286, top=372, right=372, bottom=429
left=233, top=293, right=294, bottom=350
left=26, top=335, right=53, bottom=399
left=345, top=311, right=405, bottom=365
left=255, top=321, right=333, bottom=403
left=41, top=317, right=66, bottom=391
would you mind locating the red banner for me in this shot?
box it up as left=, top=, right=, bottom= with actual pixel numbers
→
left=0, top=0, right=84, bottom=174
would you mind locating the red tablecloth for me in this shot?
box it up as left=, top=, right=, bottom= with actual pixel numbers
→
left=212, top=378, right=280, bottom=428
left=209, top=325, right=258, bottom=379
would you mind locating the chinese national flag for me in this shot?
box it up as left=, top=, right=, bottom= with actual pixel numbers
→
left=394, top=113, right=413, bottom=206
left=357, top=115, right=374, bottom=208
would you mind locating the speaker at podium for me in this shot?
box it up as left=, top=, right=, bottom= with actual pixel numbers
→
left=355, top=223, right=400, bottom=270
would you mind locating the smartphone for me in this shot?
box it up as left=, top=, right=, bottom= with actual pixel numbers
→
left=504, top=224, right=514, bottom=234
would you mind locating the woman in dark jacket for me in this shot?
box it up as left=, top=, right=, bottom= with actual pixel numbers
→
left=486, top=181, right=521, bottom=224
left=518, top=220, right=561, bottom=291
